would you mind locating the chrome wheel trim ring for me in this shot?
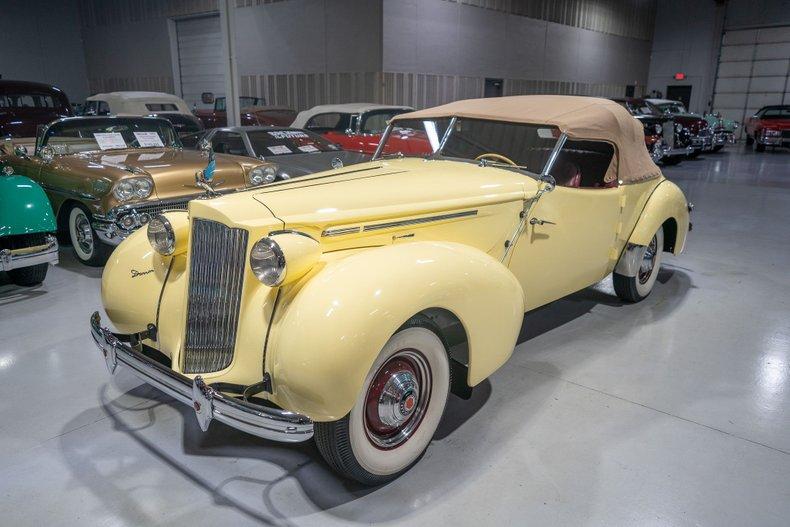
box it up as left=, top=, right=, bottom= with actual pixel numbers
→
left=363, top=349, right=432, bottom=450
left=69, top=207, right=94, bottom=259
left=638, top=234, right=658, bottom=284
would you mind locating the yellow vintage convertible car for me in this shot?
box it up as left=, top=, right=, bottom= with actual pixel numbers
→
left=91, top=96, right=690, bottom=484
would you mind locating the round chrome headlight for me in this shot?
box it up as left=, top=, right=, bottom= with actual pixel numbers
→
left=113, top=176, right=154, bottom=201
left=249, top=165, right=277, bottom=186
left=147, top=215, right=176, bottom=255
left=250, top=237, right=286, bottom=286
left=113, top=180, right=135, bottom=201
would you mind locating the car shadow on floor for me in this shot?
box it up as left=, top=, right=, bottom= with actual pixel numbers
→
left=66, top=268, right=692, bottom=524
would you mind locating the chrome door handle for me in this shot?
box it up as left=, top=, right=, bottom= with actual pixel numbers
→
left=529, top=217, right=556, bottom=226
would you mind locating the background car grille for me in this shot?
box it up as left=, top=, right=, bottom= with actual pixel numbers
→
left=125, top=199, right=190, bottom=216
left=183, top=218, right=248, bottom=373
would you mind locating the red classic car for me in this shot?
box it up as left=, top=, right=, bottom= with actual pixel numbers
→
left=194, top=96, right=296, bottom=128
left=744, top=105, right=790, bottom=152
left=0, top=80, right=72, bottom=137
left=291, top=103, right=430, bottom=155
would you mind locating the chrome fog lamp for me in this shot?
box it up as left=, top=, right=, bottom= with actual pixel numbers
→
left=147, top=215, right=176, bottom=255
left=119, top=214, right=137, bottom=230
left=249, top=165, right=277, bottom=186
left=250, top=238, right=286, bottom=286
left=250, top=232, right=321, bottom=287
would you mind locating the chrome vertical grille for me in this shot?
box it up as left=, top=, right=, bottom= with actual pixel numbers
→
left=183, top=219, right=248, bottom=373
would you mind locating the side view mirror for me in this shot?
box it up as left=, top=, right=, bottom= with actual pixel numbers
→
left=40, top=145, right=55, bottom=164
left=539, top=174, right=556, bottom=193
left=14, top=145, right=29, bottom=158
left=345, top=128, right=355, bottom=136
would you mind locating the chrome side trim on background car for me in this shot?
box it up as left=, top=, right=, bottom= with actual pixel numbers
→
left=90, top=312, right=314, bottom=442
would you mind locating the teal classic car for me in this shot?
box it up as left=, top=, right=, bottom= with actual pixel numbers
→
left=0, top=165, right=59, bottom=286
left=703, top=112, right=739, bottom=151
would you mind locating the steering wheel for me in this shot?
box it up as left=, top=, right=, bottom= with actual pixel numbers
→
left=475, top=153, right=517, bottom=166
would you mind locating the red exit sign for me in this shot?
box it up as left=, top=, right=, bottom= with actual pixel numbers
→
left=674, top=72, right=686, bottom=80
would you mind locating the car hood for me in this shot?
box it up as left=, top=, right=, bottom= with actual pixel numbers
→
left=188, top=158, right=531, bottom=254
left=57, top=148, right=258, bottom=200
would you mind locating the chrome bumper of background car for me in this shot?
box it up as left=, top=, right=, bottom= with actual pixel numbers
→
left=713, top=131, right=735, bottom=145
left=89, top=312, right=314, bottom=443
left=93, top=197, right=193, bottom=246
left=0, top=235, right=59, bottom=271
left=663, top=145, right=694, bottom=157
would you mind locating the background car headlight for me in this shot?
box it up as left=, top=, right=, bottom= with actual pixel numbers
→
left=113, top=176, right=154, bottom=201
left=147, top=215, right=176, bottom=255
left=250, top=238, right=286, bottom=286
left=655, top=123, right=663, bottom=134
left=675, top=123, right=684, bottom=133
left=249, top=165, right=277, bottom=186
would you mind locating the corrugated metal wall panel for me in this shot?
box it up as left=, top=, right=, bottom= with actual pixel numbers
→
left=446, top=0, right=656, bottom=41
left=241, top=72, right=382, bottom=112
left=78, top=0, right=218, bottom=27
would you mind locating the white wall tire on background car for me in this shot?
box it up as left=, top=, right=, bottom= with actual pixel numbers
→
left=314, top=321, right=451, bottom=485
left=613, top=226, right=664, bottom=302
left=68, top=205, right=110, bottom=266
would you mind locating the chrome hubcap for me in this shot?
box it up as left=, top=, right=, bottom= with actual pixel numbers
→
left=74, top=213, right=94, bottom=255
left=638, top=235, right=658, bottom=284
left=364, top=350, right=431, bottom=449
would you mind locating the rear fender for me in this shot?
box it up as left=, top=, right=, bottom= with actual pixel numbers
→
left=626, top=180, right=689, bottom=255
left=268, top=241, right=525, bottom=421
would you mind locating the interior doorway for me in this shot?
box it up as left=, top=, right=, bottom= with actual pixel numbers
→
left=666, top=85, right=692, bottom=109
left=484, top=78, right=503, bottom=97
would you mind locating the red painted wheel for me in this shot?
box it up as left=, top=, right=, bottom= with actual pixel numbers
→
left=363, top=351, right=432, bottom=449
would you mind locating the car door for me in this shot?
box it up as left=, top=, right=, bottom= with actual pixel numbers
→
left=507, top=141, right=623, bottom=311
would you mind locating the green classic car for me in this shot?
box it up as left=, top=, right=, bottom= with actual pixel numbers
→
left=0, top=164, right=59, bottom=286
left=703, top=112, right=739, bottom=150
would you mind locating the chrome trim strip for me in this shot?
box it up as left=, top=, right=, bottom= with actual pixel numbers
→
left=362, top=209, right=478, bottom=232
left=90, top=312, right=313, bottom=442
left=322, top=226, right=361, bottom=237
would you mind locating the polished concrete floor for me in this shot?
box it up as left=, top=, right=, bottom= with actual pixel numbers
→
left=1, top=145, right=788, bottom=526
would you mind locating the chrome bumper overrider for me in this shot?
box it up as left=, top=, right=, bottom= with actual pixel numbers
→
left=90, top=312, right=314, bottom=442
left=0, top=235, right=59, bottom=272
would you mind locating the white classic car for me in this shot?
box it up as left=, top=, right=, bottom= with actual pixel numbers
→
left=84, top=91, right=204, bottom=136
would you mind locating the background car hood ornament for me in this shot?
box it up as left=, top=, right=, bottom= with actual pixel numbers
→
left=192, top=144, right=222, bottom=197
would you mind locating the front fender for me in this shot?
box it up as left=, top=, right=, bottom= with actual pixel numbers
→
left=627, top=179, right=689, bottom=255
left=0, top=174, right=56, bottom=237
left=268, top=241, right=525, bottom=421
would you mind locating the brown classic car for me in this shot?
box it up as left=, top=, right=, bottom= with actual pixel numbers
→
left=0, top=116, right=278, bottom=265
left=0, top=80, right=73, bottom=138
left=194, top=96, right=296, bottom=128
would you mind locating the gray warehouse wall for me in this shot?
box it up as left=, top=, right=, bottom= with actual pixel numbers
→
left=646, top=0, right=790, bottom=114
left=381, top=0, right=656, bottom=108
left=0, top=0, right=89, bottom=104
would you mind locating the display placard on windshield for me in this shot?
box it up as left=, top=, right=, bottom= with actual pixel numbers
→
left=133, top=131, right=164, bottom=148
left=94, top=133, right=127, bottom=151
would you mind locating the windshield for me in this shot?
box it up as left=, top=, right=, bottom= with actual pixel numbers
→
left=247, top=129, right=340, bottom=157
left=41, top=117, right=179, bottom=154
left=622, top=101, right=658, bottom=116
left=379, top=117, right=560, bottom=176
left=758, top=106, right=790, bottom=119
left=654, top=102, right=687, bottom=114
left=359, top=109, right=411, bottom=134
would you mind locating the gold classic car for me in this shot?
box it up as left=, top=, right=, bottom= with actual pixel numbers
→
left=0, top=116, right=279, bottom=265
left=91, top=96, right=691, bottom=484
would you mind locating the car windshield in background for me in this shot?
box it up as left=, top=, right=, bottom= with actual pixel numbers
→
left=382, top=118, right=559, bottom=176
left=625, top=101, right=658, bottom=116
left=759, top=106, right=790, bottom=119
left=655, top=102, right=686, bottom=114
left=248, top=129, right=340, bottom=157
left=360, top=109, right=411, bottom=133
left=42, top=118, right=179, bottom=154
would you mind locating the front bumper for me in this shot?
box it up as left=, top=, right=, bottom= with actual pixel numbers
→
left=90, top=312, right=314, bottom=443
left=0, top=234, right=59, bottom=271
left=93, top=197, right=192, bottom=246
left=664, top=145, right=694, bottom=157
left=713, top=130, right=736, bottom=145
left=690, top=134, right=714, bottom=151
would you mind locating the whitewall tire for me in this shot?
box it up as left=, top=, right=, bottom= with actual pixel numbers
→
left=314, top=322, right=451, bottom=485
left=613, top=226, right=664, bottom=302
left=68, top=205, right=109, bottom=266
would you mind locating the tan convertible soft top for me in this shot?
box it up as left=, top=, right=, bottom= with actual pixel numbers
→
left=392, top=95, right=661, bottom=183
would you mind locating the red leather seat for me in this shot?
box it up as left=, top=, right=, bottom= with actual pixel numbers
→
left=552, top=160, right=581, bottom=188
